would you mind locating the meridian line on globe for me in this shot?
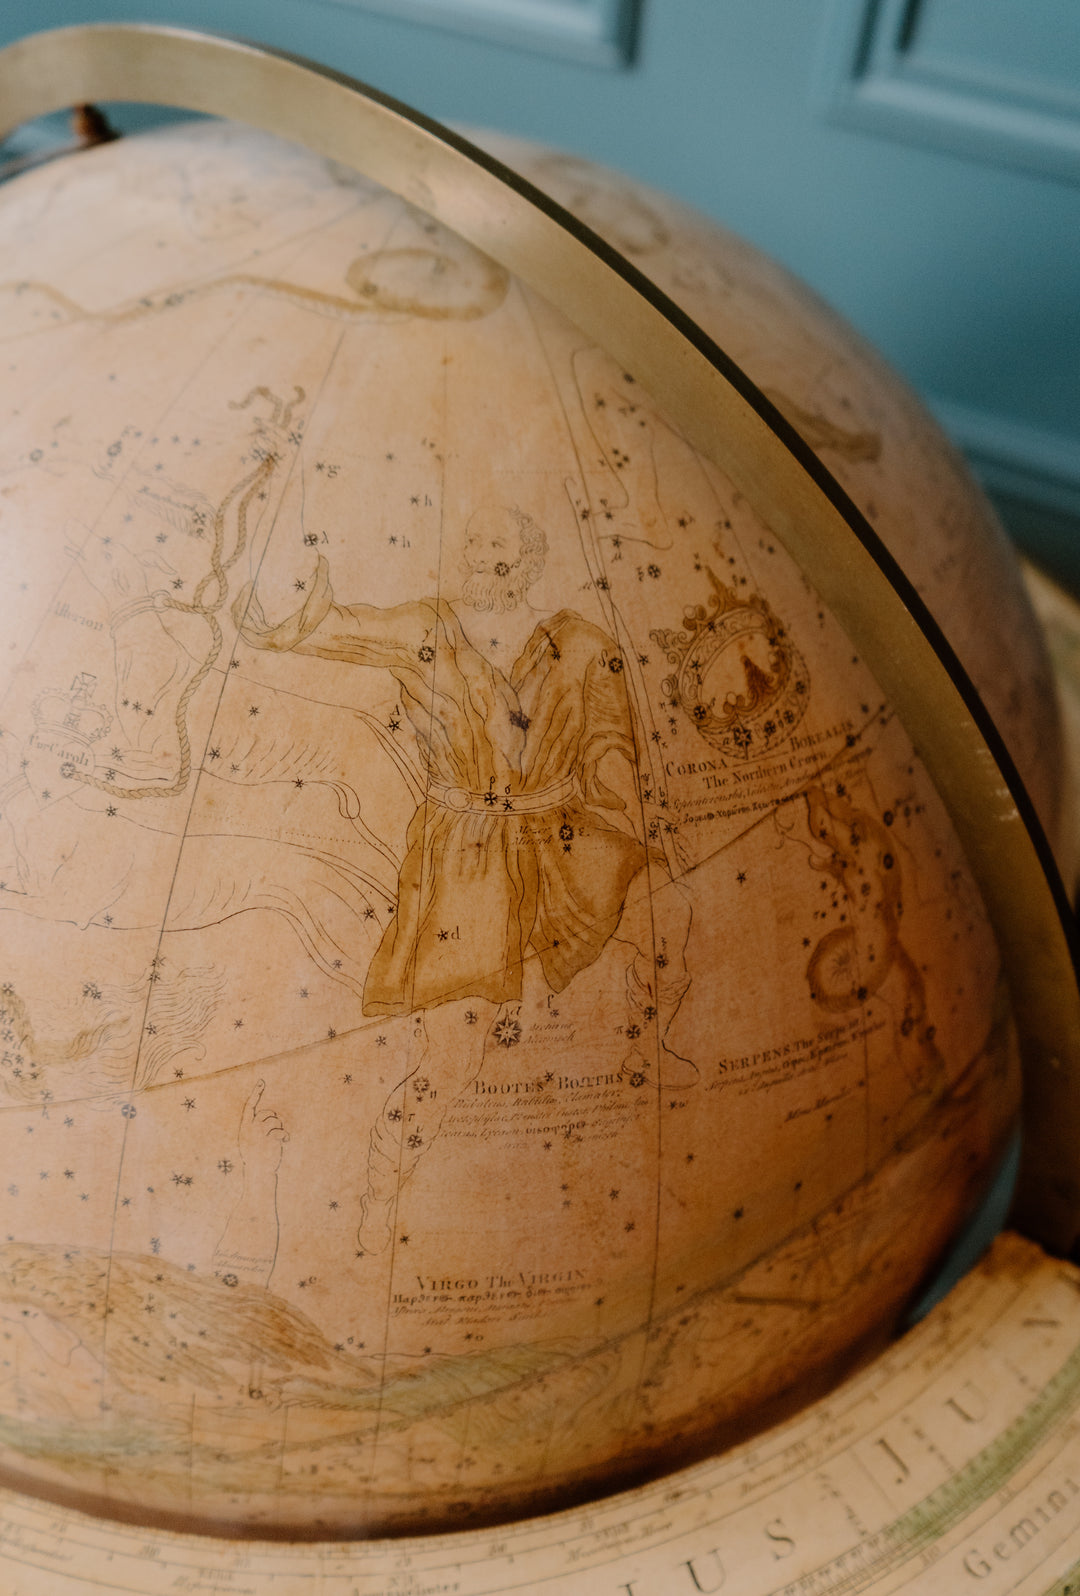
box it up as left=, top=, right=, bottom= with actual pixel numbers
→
left=94, top=335, right=351, bottom=1391
left=524, top=294, right=676, bottom=1425
left=369, top=321, right=448, bottom=1487
left=521, top=289, right=682, bottom=884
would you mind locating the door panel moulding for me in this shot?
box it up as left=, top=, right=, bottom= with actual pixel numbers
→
left=816, top=0, right=1080, bottom=185
left=315, top=0, right=641, bottom=68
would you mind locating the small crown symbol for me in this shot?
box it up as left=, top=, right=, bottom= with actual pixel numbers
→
left=32, top=673, right=112, bottom=744
left=650, top=570, right=808, bottom=760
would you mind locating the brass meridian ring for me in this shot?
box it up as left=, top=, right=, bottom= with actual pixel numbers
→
left=0, top=21, right=1077, bottom=1250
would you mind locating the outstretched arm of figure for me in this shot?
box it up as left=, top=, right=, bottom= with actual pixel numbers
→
left=232, top=554, right=433, bottom=672
left=213, top=1080, right=288, bottom=1289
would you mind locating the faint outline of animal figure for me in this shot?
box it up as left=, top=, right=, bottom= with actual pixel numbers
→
left=798, top=783, right=945, bottom=1095
left=64, top=385, right=304, bottom=804
left=0, top=964, right=224, bottom=1104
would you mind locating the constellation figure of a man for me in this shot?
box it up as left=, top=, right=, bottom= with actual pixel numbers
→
left=235, top=505, right=695, bottom=1253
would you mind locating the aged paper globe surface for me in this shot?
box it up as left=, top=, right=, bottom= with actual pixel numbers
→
left=0, top=118, right=1062, bottom=1535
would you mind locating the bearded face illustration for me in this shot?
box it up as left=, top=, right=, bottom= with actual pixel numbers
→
left=459, top=505, right=548, bottom=613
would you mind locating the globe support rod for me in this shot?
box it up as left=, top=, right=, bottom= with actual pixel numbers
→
left=0, top=20, right=1077, bottom=1252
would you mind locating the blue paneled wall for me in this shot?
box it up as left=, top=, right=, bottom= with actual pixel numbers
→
left=3, top=0, right=1079, bottom=576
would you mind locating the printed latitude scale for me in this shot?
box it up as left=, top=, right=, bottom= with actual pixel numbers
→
left=2, top=23, right=1080, bottom=1595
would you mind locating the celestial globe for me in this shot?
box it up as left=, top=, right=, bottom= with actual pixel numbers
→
left=0, top=102, right=1065, bottom=1536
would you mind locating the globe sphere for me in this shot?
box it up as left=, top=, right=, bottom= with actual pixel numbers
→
left=0, top=116, right=1061, bottom=1535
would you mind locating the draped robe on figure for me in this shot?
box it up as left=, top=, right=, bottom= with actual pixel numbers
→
left=236, top=558, right=647, bottom=1016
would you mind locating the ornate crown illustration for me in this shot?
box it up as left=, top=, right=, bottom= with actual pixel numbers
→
left=31, top=673, right=113, bottom=746
left=651, top=569, right=809, bottom=760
